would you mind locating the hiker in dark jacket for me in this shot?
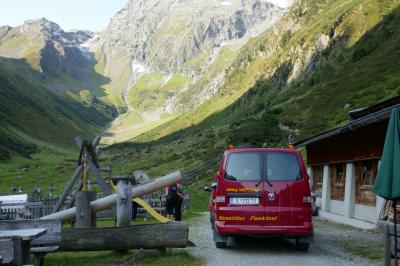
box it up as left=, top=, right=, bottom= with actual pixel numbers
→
left=162, top=183, right=183, bottom=221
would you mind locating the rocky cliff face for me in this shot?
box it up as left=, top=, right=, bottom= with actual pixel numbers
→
left=0, top=18, right=96, bottom=93
left=95, top=0, right=283, bottom=74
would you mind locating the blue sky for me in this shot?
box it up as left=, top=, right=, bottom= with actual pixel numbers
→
left=0, top=0, right=291, bottom=32
left=0, top=0, right=128, bottom=32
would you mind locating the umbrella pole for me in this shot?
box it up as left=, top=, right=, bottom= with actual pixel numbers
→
left=395, top=199, right=398, bottom=266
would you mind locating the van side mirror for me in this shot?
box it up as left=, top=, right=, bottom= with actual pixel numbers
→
left=204, top=182, right=217, bottom=192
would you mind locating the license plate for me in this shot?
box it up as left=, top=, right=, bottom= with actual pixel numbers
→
left=230, top=197, right=259, bottom=205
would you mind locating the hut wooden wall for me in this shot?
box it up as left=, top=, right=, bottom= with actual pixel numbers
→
left=306, top=120, right=387, bottom=166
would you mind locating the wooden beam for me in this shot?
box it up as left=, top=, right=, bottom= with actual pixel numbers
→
left=92, top=136, right=101, bottom=149
left=53, top=165, right=83, bottom=213
left=88, top=159, right=112, bottom=196
left=60, top=222, right=189, bottom=251
left=42, top=171, right=182, bottom=222
left=96, top=147, right=102, bottom=157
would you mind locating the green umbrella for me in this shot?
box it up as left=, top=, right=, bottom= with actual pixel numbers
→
left=373, top=108, right=400, bottom=265
left=374, top=108, right=400, bottom=198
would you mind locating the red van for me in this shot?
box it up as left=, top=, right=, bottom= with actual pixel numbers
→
left=205, top=148, right=313, bottom=250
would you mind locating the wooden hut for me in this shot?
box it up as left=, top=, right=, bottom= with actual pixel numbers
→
left=295, top=97, right=400, bottom=228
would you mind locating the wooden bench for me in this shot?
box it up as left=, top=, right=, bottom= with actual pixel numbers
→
left=0, top=219, right=61, bottom=266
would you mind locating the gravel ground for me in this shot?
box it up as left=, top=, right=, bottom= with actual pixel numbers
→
left=188, top=213, right=382, bottom=266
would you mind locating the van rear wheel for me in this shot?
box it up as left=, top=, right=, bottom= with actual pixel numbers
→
left=212, top=222, right=227, bottom=248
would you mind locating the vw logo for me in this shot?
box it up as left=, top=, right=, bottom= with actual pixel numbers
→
left=267, top=192, right=275, bottom=201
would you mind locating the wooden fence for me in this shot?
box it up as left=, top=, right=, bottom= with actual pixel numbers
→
left=0, top=197, right=59, bottom=220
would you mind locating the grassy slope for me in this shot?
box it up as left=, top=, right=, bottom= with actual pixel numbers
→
left=0, top=58, right=115, bottom=145
left=0, top=57, right=117, bottom=193
left=128, top=72, right=191, bottom=112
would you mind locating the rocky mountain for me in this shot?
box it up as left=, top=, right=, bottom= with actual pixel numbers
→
left=64, top=30, right=94, bottom=46
left=89, top=0, right=284, bottom=143
left=95, top=0, right=283, bottom=74
left=0, top=18, right=99, bottom=94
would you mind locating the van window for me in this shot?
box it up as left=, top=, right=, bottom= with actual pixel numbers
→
left=265, top=152, right=301, bottom=181
left=225, top=152, right=261, bottom=181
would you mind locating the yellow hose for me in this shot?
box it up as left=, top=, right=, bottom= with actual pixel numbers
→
left=133, top=198, right=171, bottom=223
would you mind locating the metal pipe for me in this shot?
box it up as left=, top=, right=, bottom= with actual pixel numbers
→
left=42, top=171, right=182, bottom=222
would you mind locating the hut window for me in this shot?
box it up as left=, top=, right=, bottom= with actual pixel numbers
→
left=362, top=160, right=374, bottom=187
left=316, top=166, right=323, bottom=184
left=335, top=164, right=345, bottom=185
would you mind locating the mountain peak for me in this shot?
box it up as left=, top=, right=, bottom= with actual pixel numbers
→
left=23, top=17, right=63, bottom=35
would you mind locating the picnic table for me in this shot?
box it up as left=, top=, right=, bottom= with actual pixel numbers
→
left=0, top=228, right=47, bottom=265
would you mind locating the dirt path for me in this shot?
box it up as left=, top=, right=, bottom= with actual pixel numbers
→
left=188, top=213, right=382, bottom=266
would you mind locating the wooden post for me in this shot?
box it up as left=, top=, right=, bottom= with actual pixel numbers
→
left=112, top=176, right=134, bottom=227
left=75, top=191, right=97, bottom=228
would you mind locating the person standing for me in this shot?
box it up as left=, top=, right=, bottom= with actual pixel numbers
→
left=163, top=183, right=184, bottom=221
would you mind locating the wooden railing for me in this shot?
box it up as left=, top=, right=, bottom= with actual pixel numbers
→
left=0, top=197, right=59, bottom=220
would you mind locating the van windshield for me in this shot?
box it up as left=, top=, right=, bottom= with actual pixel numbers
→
left=225, top=152, right=261, bottom=181
left=265, top=152, right=301, bottom=181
